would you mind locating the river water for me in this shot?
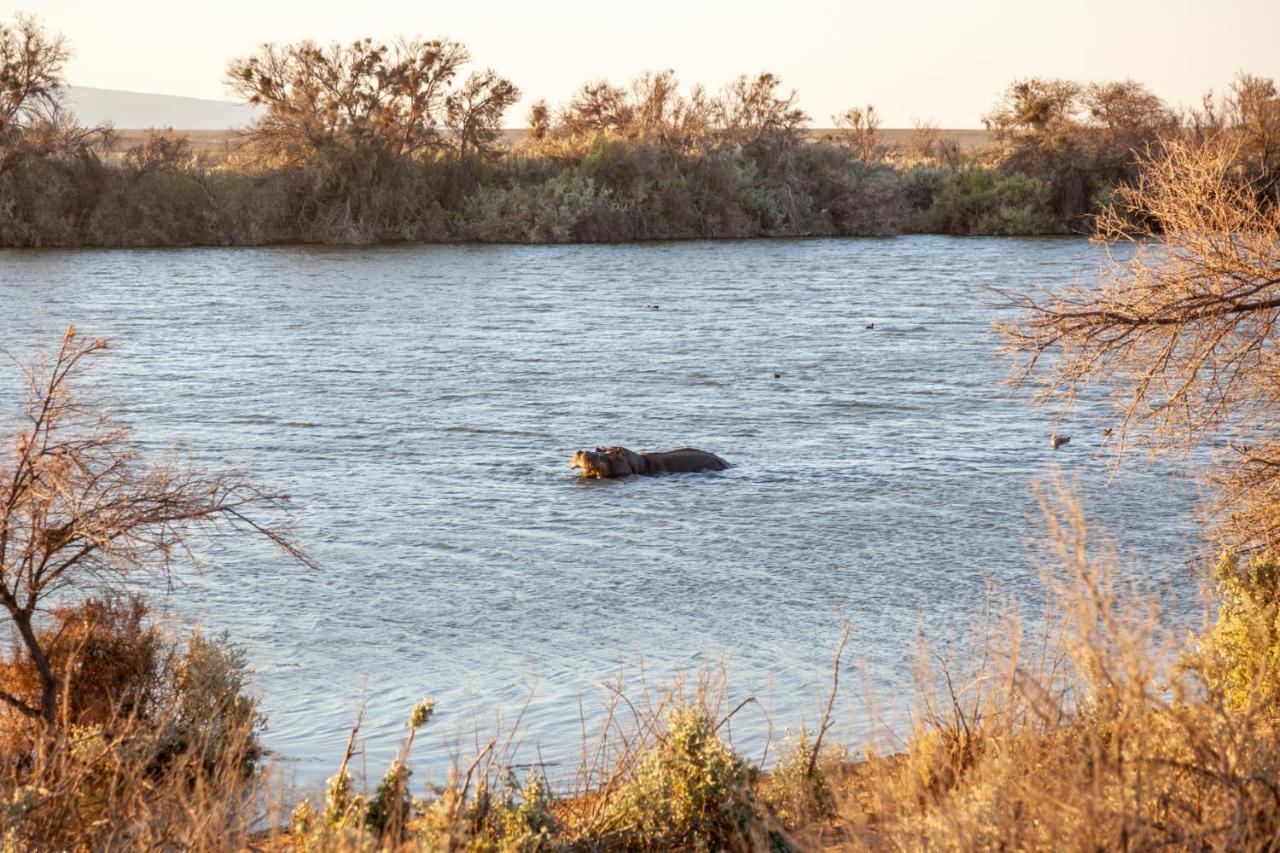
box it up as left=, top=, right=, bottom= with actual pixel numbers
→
left=1, top=236, right=1204, bottom=788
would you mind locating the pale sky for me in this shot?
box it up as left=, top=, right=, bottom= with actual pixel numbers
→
left=22, top=0, right=1280, bottom=127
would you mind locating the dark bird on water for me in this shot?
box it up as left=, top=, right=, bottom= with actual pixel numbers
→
left=865, top=323, right=875, bottom=330
left=1051, top=433, right=1071, bottom=450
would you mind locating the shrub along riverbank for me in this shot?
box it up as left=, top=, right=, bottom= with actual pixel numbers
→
left=2, top=14, right=1277, bottom=248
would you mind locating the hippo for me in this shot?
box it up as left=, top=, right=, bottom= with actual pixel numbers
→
left=571, top=445, right=730, bottom=478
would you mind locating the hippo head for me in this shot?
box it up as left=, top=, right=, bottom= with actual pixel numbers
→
left=571, top=446, right=642, bottom=478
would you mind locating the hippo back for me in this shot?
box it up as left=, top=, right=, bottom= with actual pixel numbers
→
left=639, top=448, right=730, bottom=473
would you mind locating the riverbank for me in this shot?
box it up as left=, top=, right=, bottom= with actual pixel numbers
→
left=0, top=137, right=1069, bottom=249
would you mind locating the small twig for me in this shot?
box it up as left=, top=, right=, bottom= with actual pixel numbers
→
left=808, top=621, right=851, bottom=779
left=712, top=696, right=758, bottom=734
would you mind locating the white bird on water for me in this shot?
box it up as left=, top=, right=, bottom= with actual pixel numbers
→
left=1051, top=433, right=1071, bottom=450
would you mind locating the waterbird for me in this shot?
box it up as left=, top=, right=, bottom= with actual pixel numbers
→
left=1051, top=433, right=1071, bottom=450
left=865, top=323, right=875, bottom=330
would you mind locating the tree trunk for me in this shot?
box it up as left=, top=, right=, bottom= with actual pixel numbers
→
left=12, top=609, right=57, bottom=724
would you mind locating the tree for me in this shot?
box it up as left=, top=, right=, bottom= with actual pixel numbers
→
left=0, top=328, right=308, bottom=725
left=1083, top=80, right=1170, bottom=139
left=227, top=36, right=515, bottom=165
left=1227, top=73, right=1280, bottom=187
left=983, top=77, right=1173, bottom=223
left=627, top=70, right=713, bottom=153
left=445, top=70, right=520, bottom=161
left=0, top=13, right=104, bottom=162
left=983, top=78, right=1088, bottom=219
left=527, top=99, right=551, bottom=142
left=995, top=137, right=1280, bottom=553
left=984, top=78, right=1082, bottom=138
left=715, top=73, right=809, bottom=151
left=0, top=13, right=70, bottom=140
left=559, top=79, right=631, bottom=136
left=548, top=70, right=714, bottom=154
left=834, top=104, right=881, bottom=163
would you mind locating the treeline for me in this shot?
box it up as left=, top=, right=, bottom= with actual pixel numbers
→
left=1, top=13, right=1278, bottom=247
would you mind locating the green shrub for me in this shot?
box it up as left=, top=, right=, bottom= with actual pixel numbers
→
left=462, top=171, right=620, bottom=242
left=927, top=168, right=1063, bottom=235
left=900, top=164, right=950, bottom=216
left=1201, top=553, right=1280, bottom=712
left=601, top=707, right=775, bottom=850
left=762, top=728, right=847, bottom=829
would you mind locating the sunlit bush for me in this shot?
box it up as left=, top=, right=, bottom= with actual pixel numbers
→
left=600, top=706, right=772, bottom=850
left=0, top=597, right=268, bottom=849
left=762, top=728, right=846, bottom=830
left=1199, top=553, right=1280, bottom=712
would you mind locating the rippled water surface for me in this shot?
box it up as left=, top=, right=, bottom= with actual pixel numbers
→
left=1, top=237, right=1203, bottom=786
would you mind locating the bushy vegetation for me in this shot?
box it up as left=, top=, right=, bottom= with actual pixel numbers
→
left=0, top=327, right=308, bottom=847
left=4, top=14, right=1277, bottom=246
left=914, top=168, right=1061, bottom=235
left=0, top=598, right=270, bottom=849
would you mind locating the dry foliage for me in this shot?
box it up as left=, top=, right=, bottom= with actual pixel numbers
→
left=226, top=37, right=519, bottom=166
left=0, top=327, right=308, bottom=725
left=819, top=485, right=1280, bottom=851
left=537, top=68, right=800, bottom=158
left=995, top=136, right=1280, bottom=553
left=834, top=105, right=882, bottom=163
left=0, top=595, right=276, bottom=850
left=0, top=665, right=274, bottom=850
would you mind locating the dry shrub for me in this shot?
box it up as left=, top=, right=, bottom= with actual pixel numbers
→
left=0, top=595, right=162, bottom=751
left=825, top=484, right=1280, bottom=851
left=1, top=704, right=269, bottom=851
left=0, top=597, right=272, bottom=850
left=997, top=136, right=1280, bottom=554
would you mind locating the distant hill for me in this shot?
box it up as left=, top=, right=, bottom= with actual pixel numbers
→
left=63, top=86, right=258, bottom=130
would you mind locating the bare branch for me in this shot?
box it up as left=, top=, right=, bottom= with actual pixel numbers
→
left=1, top=327, right=310, bottom=723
